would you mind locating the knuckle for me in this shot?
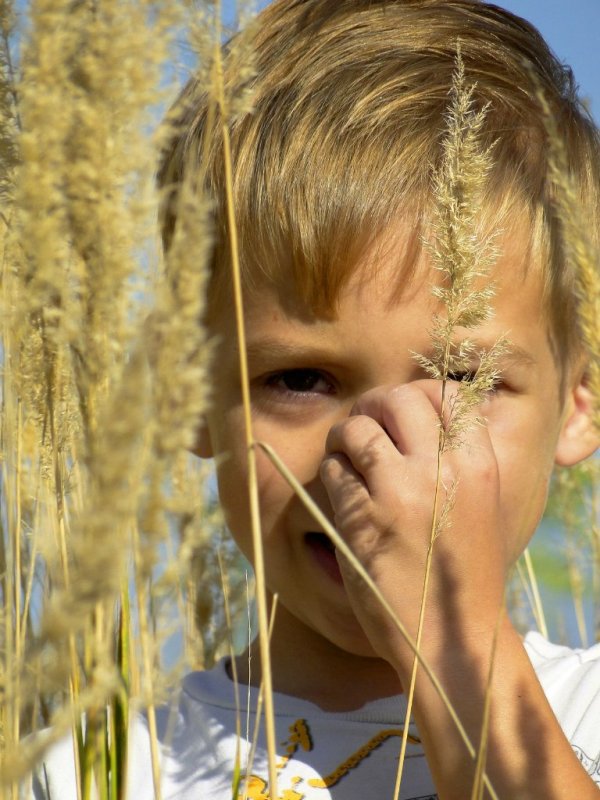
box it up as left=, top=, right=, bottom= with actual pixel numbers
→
left=469, top=445, right=498, bottom=482
left=388, top=382, right=421, bottom=404
left=479, top=457, right=498, bottom=486
left=358, top=436, right=389, bottom=473
left=350, top=384, right=389, bottom=412
left=440, top=460, right=458, bottom=488
left=319, top=455, right=340, bottom=483
left=334, top=497, right=374, bottom=535
left=388, top=383, right=436, bottom=425
left=335, top=414, right=379, bottom=451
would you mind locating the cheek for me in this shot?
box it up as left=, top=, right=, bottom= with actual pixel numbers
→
left=214, top=450, right=250, bottom=553
left=209, top=407, right=252, bottom=551
left=214, top=441, right=296, bottom=559
left=493, top=436, right=555, bottom=563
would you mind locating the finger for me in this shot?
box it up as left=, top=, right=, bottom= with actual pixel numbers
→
left=350, top=381, right=443, bottom=456
left=447, top=401, right=498, bottom=483
left=325, top=413, right=403, bottom=491
left=406, top=379, right=499, bottom=486
left=319, top=452, right=371, bottom=527
left=409, top=377, right=494, bottom=436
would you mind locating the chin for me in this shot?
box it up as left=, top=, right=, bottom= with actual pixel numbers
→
left=309, top=615, right=382, bottom=659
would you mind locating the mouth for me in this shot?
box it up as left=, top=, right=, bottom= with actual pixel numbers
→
left=304, top=532, right=343, bottom=585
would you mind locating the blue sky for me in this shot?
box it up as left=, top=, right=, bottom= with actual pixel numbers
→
left=224, top=1, right=599, bottom=122
left=499, top=0, right=600, bottom=122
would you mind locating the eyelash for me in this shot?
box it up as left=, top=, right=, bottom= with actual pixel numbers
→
left=446, top=370, right=504, bottom=393
left=446, top=370, right=476, bottom=383
left=261, top=369, right=336, bottom=398
left=256, top=367, right=504, bottom=405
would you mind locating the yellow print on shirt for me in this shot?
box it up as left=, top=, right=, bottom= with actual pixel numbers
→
left=277, top=719, right=313, bottom=770
left=237, top=718, right=420, bottom=799
left=238, top=720, right=312, bottom=799
left=307, top=727, right=420, bottom=788
left=240, top=774, right=305, bottom=800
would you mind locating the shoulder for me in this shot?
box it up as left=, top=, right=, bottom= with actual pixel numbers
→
left=524, top=631, right=600, bottom=783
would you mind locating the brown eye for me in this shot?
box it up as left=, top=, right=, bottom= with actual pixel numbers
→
left=447, top=370, right=473, bottom=383
left=273, top=369, right=330, bottom=393
left=445, top=369, right=503, bottom=394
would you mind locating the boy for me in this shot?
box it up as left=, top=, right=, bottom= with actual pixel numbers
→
left=35, top=1, right=600, bottom=798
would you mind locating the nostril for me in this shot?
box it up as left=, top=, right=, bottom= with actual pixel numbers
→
left=305, top=532, right=336, bottom=553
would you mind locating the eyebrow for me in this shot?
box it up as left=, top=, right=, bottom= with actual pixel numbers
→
left=461, top=340, right=538, bottom=369
left=243, top=336, right=538, bottom=370
left=244, top=338, right=340, bottom=364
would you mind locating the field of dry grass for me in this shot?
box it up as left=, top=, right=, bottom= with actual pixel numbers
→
left=0, top=2, right=598, bottom=799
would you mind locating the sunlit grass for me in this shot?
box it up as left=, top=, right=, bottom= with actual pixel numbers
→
left=0, top=2, right=598, bottom=800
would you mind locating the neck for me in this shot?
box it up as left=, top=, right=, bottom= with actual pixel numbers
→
left=233, top=603, right=402, bottom=712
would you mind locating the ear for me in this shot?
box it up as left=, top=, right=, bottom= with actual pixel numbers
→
left=554, top=376, right=599, bottom=467
left=192, top=418, right=214, bottom=459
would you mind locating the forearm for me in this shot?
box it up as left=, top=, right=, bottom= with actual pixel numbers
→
left=399, top=617, right=599, bottom=800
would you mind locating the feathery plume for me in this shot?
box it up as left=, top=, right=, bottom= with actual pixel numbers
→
left=396, top=51, right=506, bottom=800
left=414, top=51, right=506, bottom=447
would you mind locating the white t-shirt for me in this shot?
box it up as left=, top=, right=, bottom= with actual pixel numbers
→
left=28, top=632, right=600, bottom=799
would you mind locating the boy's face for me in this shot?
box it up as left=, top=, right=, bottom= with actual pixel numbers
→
left=199, top=227, right=597, bottom=657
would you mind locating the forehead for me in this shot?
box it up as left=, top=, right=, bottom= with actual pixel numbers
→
left=208, top=214, right=568, bottom=411
left=212, top=218, right=551, bottom=368
left=237, top=213, right=544, bottom=322
left=216, top=231, right=561, bottom=399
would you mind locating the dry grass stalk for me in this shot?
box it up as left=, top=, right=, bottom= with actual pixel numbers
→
left=0, top=0, right=220, bottom=795
left=547, top=461, right=600, bottom=644
left=470, top=600, right=505, bottom=800
left=236, top=594, right=279, bottom=800
left=520, top=547, right=549, bottom=639
left=206, top=2, right=280, bottom=798
left=1, top=2, right=597, bottom=798
left=396, top=53, right=506, bottom=800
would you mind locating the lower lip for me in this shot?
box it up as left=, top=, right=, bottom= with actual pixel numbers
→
left=305, top=533, right=344, bottom=585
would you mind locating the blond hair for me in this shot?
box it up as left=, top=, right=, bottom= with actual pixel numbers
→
left=158, top=0, right=600, bottom=366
